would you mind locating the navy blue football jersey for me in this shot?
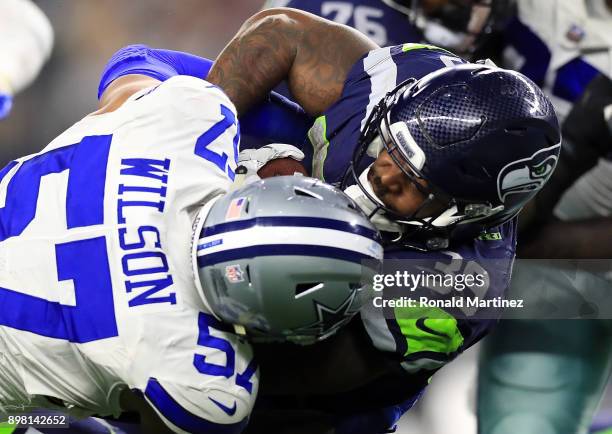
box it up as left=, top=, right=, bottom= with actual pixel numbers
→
left=264, top=0, right=421, bottom=47
left=307, top=42, right=517, bottom=376
left=250, top=44, right=518, bottom=434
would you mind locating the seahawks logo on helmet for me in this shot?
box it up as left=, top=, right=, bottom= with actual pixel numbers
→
left=497, top=145, right=560, bottom=202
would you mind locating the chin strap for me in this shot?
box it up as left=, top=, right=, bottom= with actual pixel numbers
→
left=343, top=165, right=404, bottom=234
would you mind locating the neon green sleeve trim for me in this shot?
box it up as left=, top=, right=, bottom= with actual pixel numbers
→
left=307, top=115, right=330, bottom=182
left=0, top=423, right=16, bottom=434
left=401, top=43, right=456, bottom=57
left=394, top=305, right=464, bottom=357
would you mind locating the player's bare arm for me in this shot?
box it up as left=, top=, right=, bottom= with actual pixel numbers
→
left=208, top=7, right=378, bottom=116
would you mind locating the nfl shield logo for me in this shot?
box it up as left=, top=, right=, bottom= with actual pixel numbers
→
left=225, top=264, right=245, bottom=283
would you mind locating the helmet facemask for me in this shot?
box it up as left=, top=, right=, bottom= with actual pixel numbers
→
left=342, top=78, right=505, bottom=251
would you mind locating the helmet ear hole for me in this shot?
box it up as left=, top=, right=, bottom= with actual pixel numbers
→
left=295, top=282, right=324, bottom=298
left=504, top=127, right=527, bottom=136
left=458, top=160, right=482, bottom=179
left=245, top=264, right=252, bottom=284
left=294, top=187, right=323, bottom=200
left=471, top=67, right=489, bottom=75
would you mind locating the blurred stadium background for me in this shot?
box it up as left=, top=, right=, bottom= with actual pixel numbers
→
left=1, top=1, right=611, bottom=434
left=0, top=1, right=260, bottom=165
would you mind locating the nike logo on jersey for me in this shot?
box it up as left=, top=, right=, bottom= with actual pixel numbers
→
left=209, top=397, right=237, bottom=416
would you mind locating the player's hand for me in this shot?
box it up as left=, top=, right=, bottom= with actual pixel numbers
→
left=0, top=93, right=13, bottom=120
left=238, top=143, right=305, bottom=173
left=232, top=144, right=305, bottom=190
left=232, top=144, right=306, bottom=190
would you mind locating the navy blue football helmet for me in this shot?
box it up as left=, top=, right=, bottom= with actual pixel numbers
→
left=342, top=63, right=561, bottom=250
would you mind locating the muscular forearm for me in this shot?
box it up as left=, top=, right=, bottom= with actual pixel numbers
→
left=208, top=8, right=377, bottom=116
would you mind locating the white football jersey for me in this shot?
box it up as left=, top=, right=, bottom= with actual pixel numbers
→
left=0, top=76, right=258, bottom=433
left=504, top=0, right=612, bottom=119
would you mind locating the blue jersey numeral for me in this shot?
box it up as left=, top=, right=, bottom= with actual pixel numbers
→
left=194, top=313, right=257, bottom=393
left=194, top=104, right=239, bottom=181
left=0, top=135, right=118, bottom=343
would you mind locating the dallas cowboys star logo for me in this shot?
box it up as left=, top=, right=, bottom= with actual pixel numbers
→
left=296, top=289, right=359, bottom=337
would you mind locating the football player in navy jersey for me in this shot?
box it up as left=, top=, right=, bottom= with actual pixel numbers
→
left=203, top=7, right=560, bottom=434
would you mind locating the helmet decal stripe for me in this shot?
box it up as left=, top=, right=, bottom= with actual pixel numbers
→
left=198, top=225, right=383, bottom=260
left=197, top=244, right=376, bottom=268
left=201, top=216, right=380, bottom=242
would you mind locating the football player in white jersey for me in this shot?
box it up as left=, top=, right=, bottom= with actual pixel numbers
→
left=0, top=68, right=383, bottom=434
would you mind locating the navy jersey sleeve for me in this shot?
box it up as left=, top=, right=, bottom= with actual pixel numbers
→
left=361, top=219, right=516, bottom=376
left=305, top=44, right=466, bottom=185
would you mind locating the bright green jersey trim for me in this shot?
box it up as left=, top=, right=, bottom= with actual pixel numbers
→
left=478, top=231, right=502, bottom=241
left=401, top=43, right=456, bottom=56
left=394, top=305, right=464, bottom=357
left=0, top=423, right=16, bottom=434
left=308, top=115, right=330, bottom=182
left=593, top=429, right=612, bottom=434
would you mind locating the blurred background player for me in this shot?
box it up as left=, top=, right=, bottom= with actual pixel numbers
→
left=262, top=0, right=510, bottom=59
left=501, top=0, right=612, bottom=121
left=0, top=0, right=53, bottom=120
left=477, top=2, right=612, bottom=434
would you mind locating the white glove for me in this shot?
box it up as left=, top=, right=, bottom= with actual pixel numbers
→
left=237, top=143, right=305, bottom=178
left=231, top=143, right=305, bottom=190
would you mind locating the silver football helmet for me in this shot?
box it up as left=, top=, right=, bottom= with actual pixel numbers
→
left=193, top=176, right=383, bottom=345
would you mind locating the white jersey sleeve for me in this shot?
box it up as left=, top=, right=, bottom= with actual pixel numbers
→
left=128, top=310, right=257, bottom=434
